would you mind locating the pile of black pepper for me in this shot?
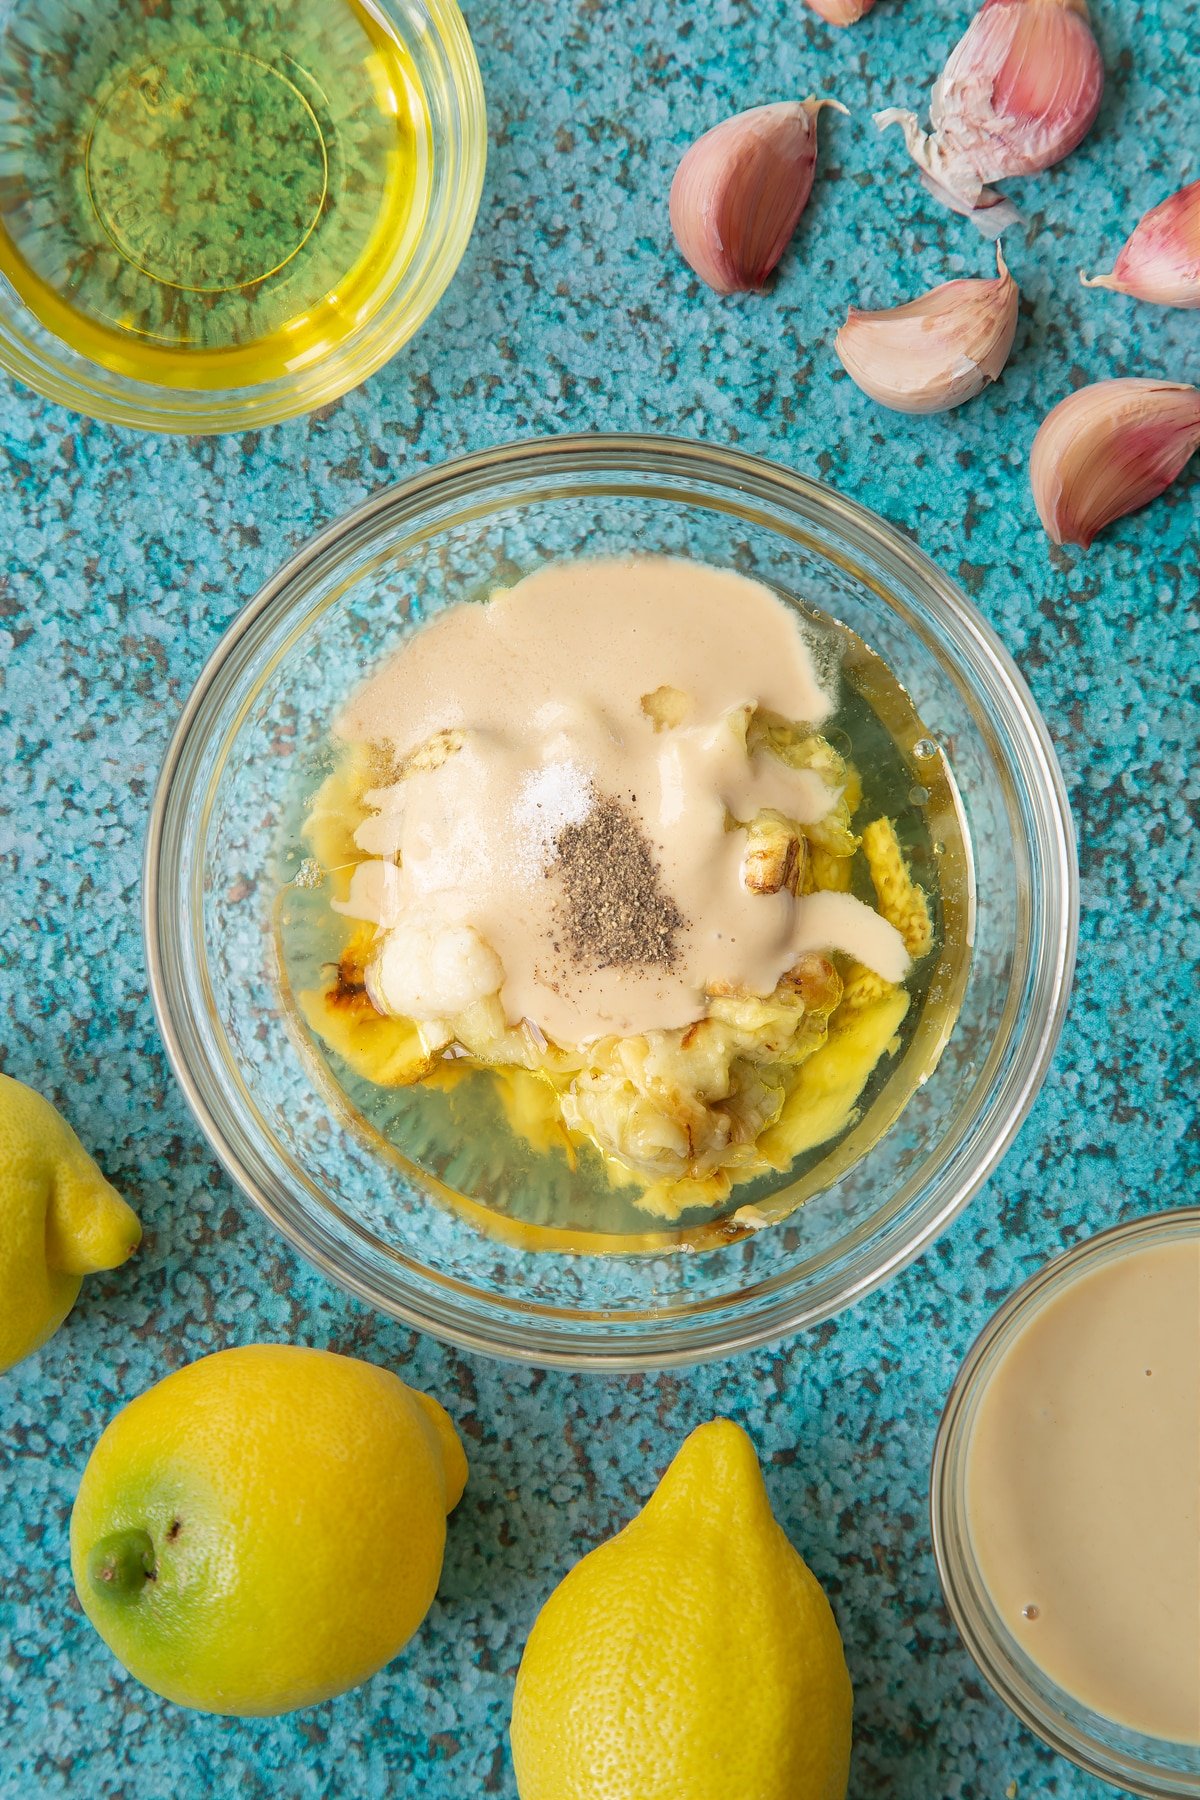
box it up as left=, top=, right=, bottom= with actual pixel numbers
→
left=550, top=793, right=686, bottom=971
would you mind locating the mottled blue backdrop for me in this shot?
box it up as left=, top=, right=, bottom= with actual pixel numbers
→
left=1, top=1, right=1197, bottom=1796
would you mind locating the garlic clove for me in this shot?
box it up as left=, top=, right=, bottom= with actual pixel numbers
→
left=1029, top=379, right=1200, bottom=548
left=1081, top=180, right=1200, bottom=309
left=804, top=0, right=877, bottom=24
left=876, top=0, right=1104, bottom=230
left=670, top=99, right=846, bottom=296
left=835, top=245, right=1019, bottom=414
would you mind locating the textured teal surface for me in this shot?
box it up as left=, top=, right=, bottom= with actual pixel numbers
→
left=1, top=1, right=1198, bottom=1796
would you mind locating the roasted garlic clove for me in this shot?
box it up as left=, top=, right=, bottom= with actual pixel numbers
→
left=1082, top=180, right=1200, bottom=309
left=742, top=810, right=806, bottom=896
left=779, top=952, right=842, bottom=1013
left=640, top=685, right=693, bottom=730
left=670, top=99, right=845, bottom=295
left=835, top=245, right=1019, bottom=414
left=1029, top=379, right=1200, bottom=548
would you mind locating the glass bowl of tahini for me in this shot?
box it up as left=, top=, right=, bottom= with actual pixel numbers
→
left=932, top=1208, right=1200, bottom=1797
left=145, top=435, right=1078, bottom=1368
left=0, top=0, right=485, bottom=431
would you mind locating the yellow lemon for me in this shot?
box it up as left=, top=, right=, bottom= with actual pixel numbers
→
left=70, top=1344, right=468, bottom=1715
left=0, top=1073, right=140, bottom=1374
left=511, top=1419, right=852, bottom=1800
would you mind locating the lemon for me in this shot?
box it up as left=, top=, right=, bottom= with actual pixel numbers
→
left=0, top=1073, right=140, bottom=1374
left=511, top=1419, right=852, bottom=1800
left=70, top=1344, right=468, bottom=1715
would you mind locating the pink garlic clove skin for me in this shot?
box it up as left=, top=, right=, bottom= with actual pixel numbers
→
left=804, top=0, right=877, bottom=25
left=835, top=246, right=1019, bottom=414
left=1082, top=180, right=1200, bottom=309
left=1030, top=379, right=1200, bottom=549
left=669, top=99, right=845, bottom=296
left=876, top=0, right=1104, bottom=226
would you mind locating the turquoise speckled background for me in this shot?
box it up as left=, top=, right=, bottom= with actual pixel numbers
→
left=1, top=1, right=1198, bottom=1795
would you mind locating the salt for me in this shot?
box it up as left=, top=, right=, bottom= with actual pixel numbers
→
left=511, top=759, right=593, bottom=877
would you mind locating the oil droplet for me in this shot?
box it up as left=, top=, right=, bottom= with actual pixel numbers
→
left=908, top=785, right=930, bottom=806
left=1022, top=1603, right=1040, bottom=1621
left=913, top=737, right=938, bottom=760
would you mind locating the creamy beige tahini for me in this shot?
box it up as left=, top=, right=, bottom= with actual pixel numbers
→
left=336, top=557, right=910, bottom=1049
left=966, top=1237, right=1200, bottom=1744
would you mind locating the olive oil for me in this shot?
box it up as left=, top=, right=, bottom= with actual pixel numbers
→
left=0, top=0, right=430, bottom=387
left=274, top=599, right=973, bottom=1253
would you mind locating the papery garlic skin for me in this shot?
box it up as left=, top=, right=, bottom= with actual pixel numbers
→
left=1030, top=379, right=1200, bottom=548
left=804, top=0, right=876, bottom=24
left=835, top=246, right=1019, bottom=414
left=876, top=0, right=1104, bottom=231
left=1082, top=180, right=1200, bottom=309
left=670, top=99, right=845, bottom=296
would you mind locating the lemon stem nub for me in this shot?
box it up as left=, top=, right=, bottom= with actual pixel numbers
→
left=87, top=1530, right=156, bottom=1600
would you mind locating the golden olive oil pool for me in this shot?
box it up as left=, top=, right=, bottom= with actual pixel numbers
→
left=0, top=0, right=429, bottom=387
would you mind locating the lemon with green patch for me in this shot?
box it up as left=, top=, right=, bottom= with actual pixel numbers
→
left=71, top=1343, right=467, bottom=1715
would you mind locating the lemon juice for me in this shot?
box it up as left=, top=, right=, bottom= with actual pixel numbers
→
left=0, top=0, right=430, bottom=387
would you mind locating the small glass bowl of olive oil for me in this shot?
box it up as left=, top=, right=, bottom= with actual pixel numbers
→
left=0, top=0, right=485, bottom=431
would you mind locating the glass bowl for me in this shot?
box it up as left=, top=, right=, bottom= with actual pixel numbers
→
left=0, top=0, right=485, bottom=433
left=144, top=433, right=1077, bottom=1368
left=932, top=1209, right=1200, bottom=1797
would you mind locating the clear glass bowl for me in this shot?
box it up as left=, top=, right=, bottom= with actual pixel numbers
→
left=932, top=1209, right=1200, bottom=1797
left=144, top=434, right=1078, bottom=1368
left=0, top=0, right=485, bottom=433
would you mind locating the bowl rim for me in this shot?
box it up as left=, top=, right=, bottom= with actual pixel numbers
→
left=0, top=0, right=487, bottom=433
left=144, top=431, right=1080, bottom=1368
left=930, top=1207, right=1200, bottom=1796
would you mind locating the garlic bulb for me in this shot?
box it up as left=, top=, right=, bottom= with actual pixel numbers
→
left=835, top=246, right=1019, bottom=414
left=876, top=0, right=1104, bottom=232
left=1082, top=180, right=1200, bottom=309
left=804, top=0, right=877, bottom=24
left=670, top=99, right=845, bottom=295
left=1030, top=379, right=1200, bottom=548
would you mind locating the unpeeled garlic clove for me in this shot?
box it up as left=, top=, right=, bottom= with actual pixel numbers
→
left=876, top=0, right=1104, bottom=232
left=1081, top=180, right=1200, bottom=309
left=1029, top=379, right=1200, bottom=548
left=804, top=0, right=877, bottom=24
left=835, top=245, right=1019, bottom=414
left=670, top=99, right=846, bottom=295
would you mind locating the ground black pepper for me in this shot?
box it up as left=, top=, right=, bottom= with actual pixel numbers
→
left=550, top=793, right=686, bottom=971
